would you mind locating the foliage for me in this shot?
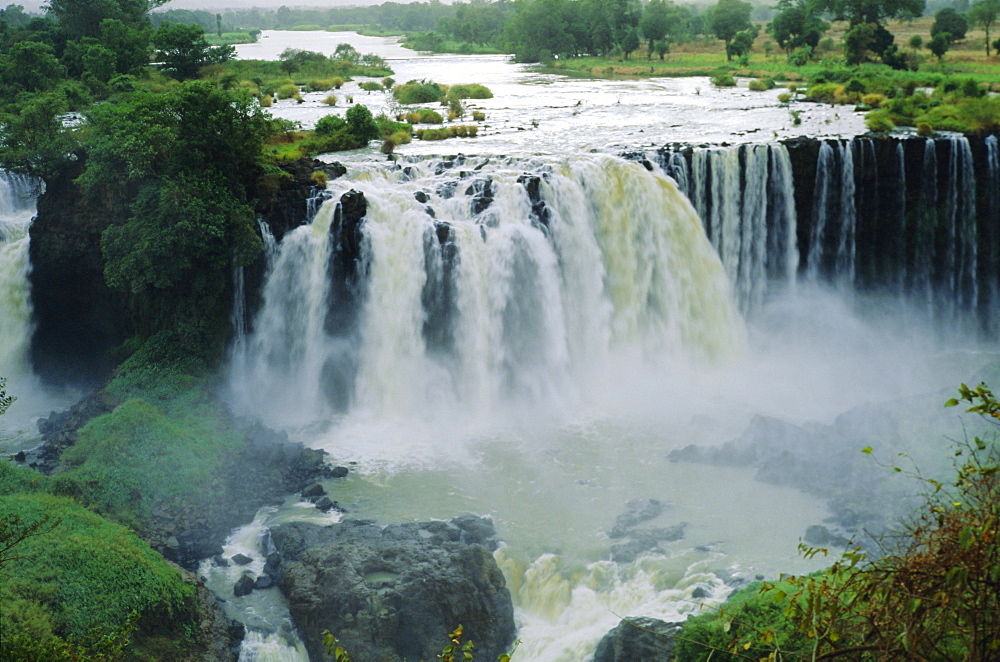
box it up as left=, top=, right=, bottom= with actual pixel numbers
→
left=969, top=0, right=1000, bottom=56
left=929, top=31, right=953, bottom=60
left=678, top=383, right=1000, bottom=661
left=79, top=81, right=270, bottom=342
left=153, top=21, right=233, bottom=80
left=710, top=0, right=753, bottom=60
left=813, top=0, right=924, bottom=27
left=710, top=73, right=737, bottom=86
left=0, top=467, right=196, bottom=651
left=394, top=78, right=447, bottom=104
left=932, top=7, right=968, bottom=41
left=316, top=114, right=348, bottom=135
left=448, top=83, right=493, bottom=99
left=345, top=103, right=379, bottom=142
left=865, top=107, right=895, bottom=130
left=414, top=125, right=479, bottom=140
left=359, top=80, right=383, bottom=92
left=769, top=0, right=829, bottom=54
left=402, top=108, right=444, bottom=124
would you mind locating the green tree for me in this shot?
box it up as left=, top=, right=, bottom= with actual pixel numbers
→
left=0, top=41, right=63, bottom=94
left=969, top=0, right=1000, bottom=55
left=814, top=0, right=924, bottom=27
left=45, top=0, right=162, bottom=38
left=728, top=24, right=758, bottom=59
left=928, top=30, right=953, bottom=59
left=769, top=0, right=829, bottom=53
left=710, top=0, right=753, bottom=60
left=640, top=0, right=672, bottom=58
left=345, top=103, right=379, bottom=142
left=0, top=91, right=78, bottom=180
left=153, top=21, right=232, bottom=80
left=99, top=18, right=151, bottom=75
left=621, top=25, right=640, bottom=58
left=932, top=7, right=968, bottom=40
left=79, top=82, right=271, bottom=338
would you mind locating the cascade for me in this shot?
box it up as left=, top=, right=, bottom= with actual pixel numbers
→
left=648, top=144, right=799, bottom=314
left=229, top=154, right=745, bottom=427
left=0, top=172, right=40, bottom=383
left=984, top=135, right=999, bottom=337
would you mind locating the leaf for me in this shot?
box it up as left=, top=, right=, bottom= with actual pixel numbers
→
left=945, top=398, right=959, bottom=407
left=861, top=446, right=873, bottom=454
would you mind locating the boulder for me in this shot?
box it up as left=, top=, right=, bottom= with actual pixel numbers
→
left=273, top=516, right=515, bottom=662
left=593, top=617, right=682, bottom=662
left=301, top=483, right=326, bottom=498
left=233, top=573, right=255, bottom=597
left=231, top=553, right=253, bottom=566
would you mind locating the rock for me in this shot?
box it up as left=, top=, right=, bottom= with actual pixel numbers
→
left=263, top=552, right=282, bottom=578
left=330, top=465, right=349, bottom=479
left=212, top=555, right=229, bottom=567
left=609, top=499, right=665, bottom=538
left=804, top=525, right=849, bottom=548
left=254, top=574, right=275, bottom=590
left=322, top=161, right=347, bottom=180
left=464, top=178, right=494, bottom=215
left=593, top=617, right=682, bottom=662
left=414, top=190, right=429, bottom=203
left=13, top=451, right=25, bottom=462
left=274, top=516, right=515, bottom=662
left=233, top=573, right=255, bottom=598
left=315, top=497, right=335, bottom=512
left=231, top=553, right=253, bottom=566
left=301, top=483, right=326, bottom=498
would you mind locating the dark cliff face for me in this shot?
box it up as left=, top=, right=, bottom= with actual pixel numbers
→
left=29, top=158, right=133, bottom=386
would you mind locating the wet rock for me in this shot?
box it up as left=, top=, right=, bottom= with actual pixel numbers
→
left=263, top=552, right=282, bottom=578
left=315, top=497, right=336, bottom=512
left=233, top=573, right=255, bottom=597
left=213, top=554, right=229, bottom=567
left=609, top=498, right=665, bottom=538
left=254, top=574, right=275, bottom=590
left=274, top=516, right=514, bottom=662
left=301, top=483, right=326, bottom=498
left=804, top=525, right=849, bottom=548
left=330, top=466, right=349, bottom=479
left=593, top=617, right=682, bottom=662
left=231, top=553, right=253, bottom=566
left=414, top=190, right=429, bottom=203
left=464, top=178, right=494, bottom=215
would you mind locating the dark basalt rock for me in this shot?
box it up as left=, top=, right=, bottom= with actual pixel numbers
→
left=517, top=173, right=552, bottom=230
left=465, top=178, right=494, bottom=215
left=301, top=483, right=326, bottom=498
left=233, top=572, right=255, bottom=597
left=593, top=617, right=682, bottom=662
left=272, top=516, right=514, bottom=662
left=31, top=389, right=121, bottom=472
left=253, top=574, right=275, bottom=590
left=330, top=465, right=349, bottom=479
left=609, top=498, right=665, bottom=539
left=231, top=553, right=253, bottom=566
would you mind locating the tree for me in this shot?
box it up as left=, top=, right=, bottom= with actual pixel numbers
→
left=843, top=20, right=896, bottom=63
left=769, top=0, right=829, bottom=53
left=0, top=41, right=63, bottom=94
left=621, top=26, right=640, bottom=58
left=710, top=0, right=753, bottom=60
left=728, top=24, right=758, bottom=59
left=813, top=0, right=924, bottom=27
left=45, top=0, right=163, bottom=38
left=928, top=30, right=952, bottom=59
left=969, top=0, right=1000, bottom=55
left=99, top=18, right=151, bottom=75
left=908, top=33, right=923, bottom=50
left=79, top=82, right=271, bottom=336
left=153, top=21, right=231, bottom=80
left=641, top=0, right=671, bottom=58
left=932, top=6, right=968, bottom=40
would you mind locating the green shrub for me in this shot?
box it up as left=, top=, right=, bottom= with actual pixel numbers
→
left=862, top=93, right=888, bottom=108
left=0, top=476, right=196, bottom=653
left=359, top=81, right=383, bottom=93
left=308, top=78, right=337, bottom=91
left=403, top=108, right=443, bottom=124
left=316, top=114, right=348, bottom=135
left=472, top=110, right=486, bottom=121
left=447, top=83, right=493, bottom=99
left=866, top=108, right=895, bottom=132
left=777, top=92, right=792, bottom=103
left=710, top=74, right=736, bottom=87
left=805, top=82, right=841, bottom=103
left=323, top=94, right=337, bottom=106
left=748, top=78, right=772, bottom=91
left=276, top=83, right=301, bottom=101
left=393, top=79, right=446, bottom=104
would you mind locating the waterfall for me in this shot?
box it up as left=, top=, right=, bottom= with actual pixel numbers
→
left=984, top=135, right=999, bottom=337
left=649, top=144, right=799, bottom=314
left=807, top=141, right=834, bottom=284
left=0, top=172, right=40, bottom=384
left=229, top=154, right=745, bottom=426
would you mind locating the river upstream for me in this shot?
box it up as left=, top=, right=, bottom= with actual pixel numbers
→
left=1, top=31, right=993, bottom=662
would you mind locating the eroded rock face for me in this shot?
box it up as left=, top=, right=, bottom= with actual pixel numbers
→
left=271, top=517, right=515, bottom=662
left=593, top=617, right=682, bottom=662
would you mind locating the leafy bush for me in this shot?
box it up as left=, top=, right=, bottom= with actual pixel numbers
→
left=0, top=468, right=196, bottom=656
left=447, top=83, right=493, bottom=99
left=359, top=81, right=383, bottom=93
left=276, top=83, right=301, bottom=100
left=393, top=79, right=446, bottom=104
left=710, top=74, right=736, bottom=87
left=748, top=78, right=773, bottom=91
left=402, top=108, right=443, bottom=124
left=316, top=114, right=347, bottom=135
left=472, top=110, right=486, bottom=121
left=323, top=94, right=337, bottom=106
left=805, top=82, right=841, bottom=103
left=865, top=108, right=895, bottom=132
left=861, top=93, right=888, bottom=108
